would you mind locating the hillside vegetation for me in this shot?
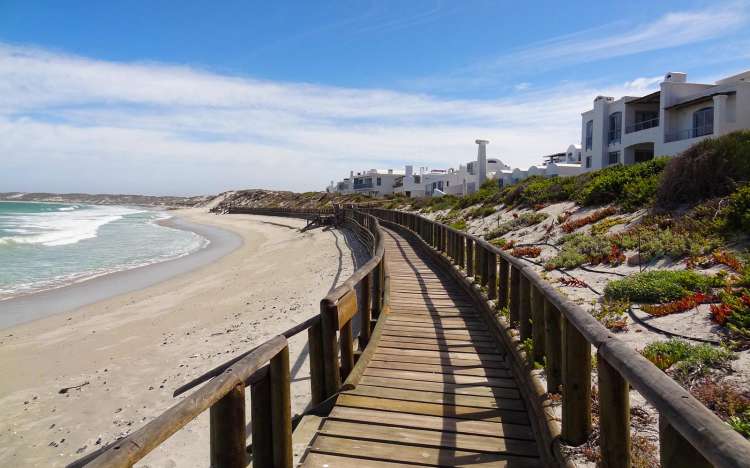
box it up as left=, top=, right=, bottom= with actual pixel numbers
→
left=386, top=131, right=750, bottom=445
left=213, top=189, right=371, bottom=211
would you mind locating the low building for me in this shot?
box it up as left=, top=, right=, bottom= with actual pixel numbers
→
left=581, top=70, right=750, bottom=171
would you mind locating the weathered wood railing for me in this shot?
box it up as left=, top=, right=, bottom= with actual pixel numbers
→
left=369, top=208, right=750, bottom=468
left=77, top=206, right=387, bottom=468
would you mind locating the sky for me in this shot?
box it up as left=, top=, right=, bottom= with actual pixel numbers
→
left=1, top=0, right=749, bottom=196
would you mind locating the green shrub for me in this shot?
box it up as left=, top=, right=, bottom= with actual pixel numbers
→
left=450, top=219, right=467, bottom=231
left=612, top=221, right=723, bottom=263
left=593, top=299, right=629, bottom=331
left=604, top=270, right=720, bottom=303
left=455, top=179, right=501, bottom=209
left=641, top=339, right=735, bottom=384
left=729, top=411, right=750, bottom=438
left=722, top=184, right=750, bottom=232
left=467, top=205, right=496, bottom=219
left=656, top=130, right=750, bottom=207
left=546, top=233, right=611, bottom=269
left=591, top=216, right=625, bottom=236
left=502, top=175, right=580, bottom=207
left=575, top=158, right=668, bottom=207
left=485, top=212, right=548, bottom=240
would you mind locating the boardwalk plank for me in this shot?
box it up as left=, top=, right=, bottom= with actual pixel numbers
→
left=318, top=420, right=539, bottom=456
left=308, top=436, right=540, bottom=467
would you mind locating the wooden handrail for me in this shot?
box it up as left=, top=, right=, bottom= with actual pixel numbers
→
left=76, top=206, right=388, bottom=468
left=368, top=207, right=750, bottom=468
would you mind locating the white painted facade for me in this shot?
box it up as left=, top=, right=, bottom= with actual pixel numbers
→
left=580, top=70, right=750, bottom=171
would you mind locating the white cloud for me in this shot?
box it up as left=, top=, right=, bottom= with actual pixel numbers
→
left=0, top=43, right=663, bottom=195
left=412, top=2, right=749, bottom=91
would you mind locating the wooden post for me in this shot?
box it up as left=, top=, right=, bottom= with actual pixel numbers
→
left=466, top=239, right=474, bottom=277
left=476, top=244, right=487, bottom=286
left=270, top=346, right=293, bottom=468
left=598, top=352, right=631, bottom=468
left=371, top=263, right=382, bottom=319
left=498, top=257, right=509, bottom=309
left=359, top=274, right=371, bottom=350
left=251, top=370, right=273, bottom=468
left=339, top=321, right=355, bottom=380
left=475, top=243, right=483, bottom=282
left=487, top=251, right=497, bottom=300
left=458, top=235, right=465, bottom=269
left=210, top=384, right=246, bottom=468
left=659, top=417, right=711, bottom=468
left=544, top=298, right=563, bottom=393
left=509, top=266, right=521, bottom=326
left=307, top=321, right=325, bottom=405
left=320, top=301, right=340, bottom=398
left=562, top=315, right=592, bottom=446
left=519, top=275, right=532, bottom=341
left=530, top=285, right=545, bottom=365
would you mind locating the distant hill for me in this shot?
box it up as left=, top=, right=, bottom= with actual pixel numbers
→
left=0, top=192, right=214, bottom=208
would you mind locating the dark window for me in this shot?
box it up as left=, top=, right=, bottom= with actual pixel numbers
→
left=608, top=151, right=620, bottom=165
left=414, top=175, right=421, bottom=184
left=634, top=150, right=654, bottom=163
left=585, top=121, right=593, bottom=150
left=446, top=181, right=449, bottom=187
left=376, top=177, right=381, bottom=186
left=585, top=156, right=592, bottom=168
left=608, top=112, right=622, bottom=144
left=692, top=107, right=714, bottom=137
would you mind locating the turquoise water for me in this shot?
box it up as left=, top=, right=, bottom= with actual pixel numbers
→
left=0, top=201, right=208, bottom=299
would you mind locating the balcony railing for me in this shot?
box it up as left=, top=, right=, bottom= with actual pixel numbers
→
left=626, top=118, right=659, bottom=134
left=665, top=124, right=713, bottom=143
left=353, top=182, right=374, bottom=190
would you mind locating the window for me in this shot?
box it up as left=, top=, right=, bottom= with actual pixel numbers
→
left=608, top=112, right=622, bottom=144
left=608, top=151, right=620, bottom=165
left=376, top=177, right=381, bottom=186
left=634, top=150, right=654, bottom=163
left=414, top=175, right=421, bottom=184
left=585, top=156, right=592, bottom=168
left=585, top=121, right=593, bottom=150
left=692, top=107, right=714, bottom=138
left=446, top=181, right=450, bottom=187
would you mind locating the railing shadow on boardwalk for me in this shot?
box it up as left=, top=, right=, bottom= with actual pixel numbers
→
left=385, top=230, right=537, bottom=466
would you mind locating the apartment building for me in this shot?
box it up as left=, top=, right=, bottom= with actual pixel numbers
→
left=327, top=169, right=405, bottom=197
left=581, top=70, right=750, bottom=170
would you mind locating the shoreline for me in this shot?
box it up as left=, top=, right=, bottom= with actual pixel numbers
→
left=0, top=213, right=242, bottom=329
left=0, top=210, right=365, bottom=467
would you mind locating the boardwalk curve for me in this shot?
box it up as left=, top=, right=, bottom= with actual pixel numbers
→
left=299, top=229, right=542, bottom=467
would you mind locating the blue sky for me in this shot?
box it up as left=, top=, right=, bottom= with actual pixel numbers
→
left=1, top=0, right=749, bottom=195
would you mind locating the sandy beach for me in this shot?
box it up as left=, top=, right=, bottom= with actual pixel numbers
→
left=0, top=209, right=365, bottom=467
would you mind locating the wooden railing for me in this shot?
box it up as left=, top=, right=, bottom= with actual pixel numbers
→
left=77, top=206, right=387, bottom=468
left=369, top=208, right=750, bottom=468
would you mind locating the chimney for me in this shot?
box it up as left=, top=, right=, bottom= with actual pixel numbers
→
left=388, top=169, right=393, bottom=174
left=405, top=165, right=413, bottom=178
left=475, top=139, right=489, bottom=185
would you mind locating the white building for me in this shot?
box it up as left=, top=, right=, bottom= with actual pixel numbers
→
left=581, top=70, right=750, bottom=171
left=327, top=169, right=404, bottom=197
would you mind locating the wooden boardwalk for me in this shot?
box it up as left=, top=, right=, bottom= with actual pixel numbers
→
left=300, top=229, right=542, bottom=467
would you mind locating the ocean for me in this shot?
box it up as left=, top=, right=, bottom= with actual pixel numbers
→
left=0, top=201, right=208, bottom=300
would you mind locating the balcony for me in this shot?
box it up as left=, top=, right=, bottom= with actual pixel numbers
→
left=665, top=124, right=713, bottom=143
left=626, top=118, right=659, bottom=134
left=353, top=182, right=374, bottom=190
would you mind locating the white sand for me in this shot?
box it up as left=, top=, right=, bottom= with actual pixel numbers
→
left=0, top=209, right=366, bottom=467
